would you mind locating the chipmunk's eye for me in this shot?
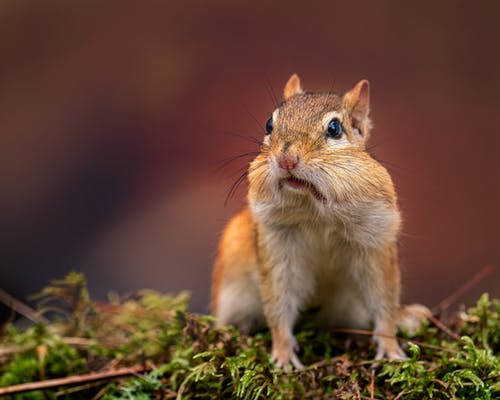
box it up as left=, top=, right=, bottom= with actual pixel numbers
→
left=265, top=117, right=273, bottom=135
left=326, top=118, right=343, bottom=139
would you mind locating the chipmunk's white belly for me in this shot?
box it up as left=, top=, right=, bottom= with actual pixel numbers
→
left=277, top=221, right=372, bottom=328
left=250, top=198, right=400, bottom=328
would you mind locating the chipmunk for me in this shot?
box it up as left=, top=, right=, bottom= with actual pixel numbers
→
left=211, top=74, right=429, bottom=369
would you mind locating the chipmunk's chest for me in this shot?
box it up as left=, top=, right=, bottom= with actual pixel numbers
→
left=270, top=222, right=352, bottom=273
left=251, top=199, right=401, bottom=250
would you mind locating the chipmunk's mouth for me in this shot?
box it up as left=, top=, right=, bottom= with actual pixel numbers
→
left=281, top=176, right=327, bottom=203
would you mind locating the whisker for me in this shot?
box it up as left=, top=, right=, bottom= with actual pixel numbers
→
left=227, top=164, right=252, bottom=179
left=365, top=143, right=379, bottom=153
left=240, top=104, right=265, bottom=133
left=365, top=140, right=411, bottom=173
left=369, top=153, right=410, bottom=172
left=400, top=232, right=425, bottom=239
left=224, top=170, right=249, bottom=207
left=219, top=129, right=263, bottom=146
left=328, top=75, right=338, bottom=94
left=264, top=74, right=279, bottom=108
left=214, top=151, right=260, bottom=174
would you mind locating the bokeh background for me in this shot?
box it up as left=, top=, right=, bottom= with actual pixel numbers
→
left=1, top=0, right=499, bottom=316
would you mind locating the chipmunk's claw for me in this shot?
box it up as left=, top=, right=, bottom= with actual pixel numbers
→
left=270, top=333, right=303, bottom=370
left=374, top=335, right=407, bottom=362
left=375, top=345, right=407, bottom=361
left=271, top=351, right=304, bottom=370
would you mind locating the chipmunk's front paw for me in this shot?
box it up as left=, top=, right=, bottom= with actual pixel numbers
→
left=271, top=350, right=304, bottom=370
left=375, top=337, right=407, bottom=361
left=271, top=341, right=304, bottom=370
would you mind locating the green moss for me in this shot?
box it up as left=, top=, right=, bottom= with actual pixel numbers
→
left=0, top=272, right=498, bottom=399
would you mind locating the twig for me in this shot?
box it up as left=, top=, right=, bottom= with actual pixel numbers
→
left=61, top=337, right=93, bottom=348
left=100, top=356, right=123, bottom=371
left=427, top=314, right=460, bottom=340
left=87, top=358, right=124, bottom=400
left=55, top=380, right=107, bottom=397
left=393, top=389, right=408, bottom=400
left=0, top=288, right=48, bottom=324
left=432, top=265, right=493, bottom=314
left=301, top=355, right=346, bottom=371
left=0, top=365, right=149, bottom=396
left=368, top=369, right=375, bottom=400
left=431, top=378, right=449, bottom=389
left=90, top=386, right=108, bottom=400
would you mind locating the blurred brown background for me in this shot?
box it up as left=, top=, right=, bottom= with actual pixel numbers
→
left=1, top=0, right=499, bottom=315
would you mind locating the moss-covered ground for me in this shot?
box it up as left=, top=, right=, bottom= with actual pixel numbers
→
left=0, top=272, right=498, bottom=399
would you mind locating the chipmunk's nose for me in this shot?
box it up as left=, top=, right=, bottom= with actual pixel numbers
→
left=277, top=152, right=299, bottom=171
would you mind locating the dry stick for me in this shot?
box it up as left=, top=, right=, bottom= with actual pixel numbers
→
left=0, top=365, right=149, bottom=396
left=0, top=288, right=48, bottom=324
left=55, top=381, right=109, bottom=397
left=393, top=388, right=408, bottom=400
left=87, top=357, right=124, bottom=400
left=368, top=369, right=375, bottom=400
left=432, top=265, right=493, bottom=314
left=430, top=378, right=449, bottom=389
left=484, top=373, right=500, bottom=381
left=303, top=355, right=346, bottom=371
left=90, top=386, right=108, bottom=400
left=61, top=337, right=93, bottom=348
left=427, top=314, right=460, bottom=341
left=330, top=328, right=459, bottom=354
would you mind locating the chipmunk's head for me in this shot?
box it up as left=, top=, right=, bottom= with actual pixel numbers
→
left=278, top=73, right=373, bottom=146
left=248, top=74, right=394, bottom=213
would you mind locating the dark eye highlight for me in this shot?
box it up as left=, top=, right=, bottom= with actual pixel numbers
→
left=326, top=118, right=343, bottom=139
left=265, top=117, right=273, bottom=135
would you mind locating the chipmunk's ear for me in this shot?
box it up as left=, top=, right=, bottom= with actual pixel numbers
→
left=283, top=74, right=303, bottom=100
left=343, top=79, right=372, bottom=138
